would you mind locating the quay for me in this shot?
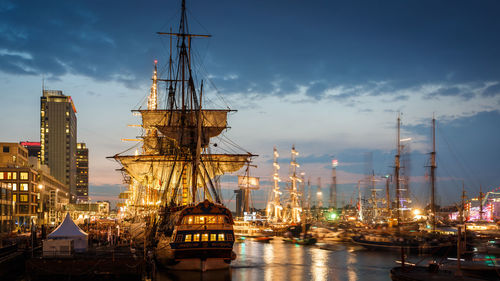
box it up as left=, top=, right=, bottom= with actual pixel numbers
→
left=26, top=246, right=146, bottom=281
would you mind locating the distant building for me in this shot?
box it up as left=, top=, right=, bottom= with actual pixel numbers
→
left=234, top=189, right=243, bottom=218
left=66, top=201, right=110, bottom=223
left=0, top=142, right=29, bottom=167
left=20, top=141, right=42, bottom=158
left=0, top=142, right=69, bottom=228
left=76, top=143, right=89, bottom=202
left=41, top=90, right=77, bottom=202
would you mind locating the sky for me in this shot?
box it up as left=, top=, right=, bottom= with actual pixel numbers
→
left=1, top=0, right=499, bottom=210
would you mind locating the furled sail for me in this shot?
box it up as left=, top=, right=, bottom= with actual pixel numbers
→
left=137, top=109, right=231, bottom=148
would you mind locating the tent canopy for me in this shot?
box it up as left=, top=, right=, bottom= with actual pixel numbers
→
left=48, top=213, right=88, bottom=238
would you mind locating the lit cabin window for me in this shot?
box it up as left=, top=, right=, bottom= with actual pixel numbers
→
left=20, top=172, right=28, bottom=180
left=218, top=234, right=225, bottom=241
left=187, top=216, right=193, bottom=224
left=206, top=216, right=216, bottom=224
left=210, top=234, right=217, bottom=241
left=194, top=234, right=200, bottom=242
left=202, top=234, right=209, bottom=242
left=184, top=234, right=192, bottom=242
left=217, top=216, right=226, bottom=224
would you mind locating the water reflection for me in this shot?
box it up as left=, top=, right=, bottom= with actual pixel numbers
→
left=289, top=242, right=305, bottom=281
left=156, top=268, right=231, bottom=281
left=346, top=248, right=358, bottom=281
left=263, top=241, right=274, bottom=281
left=155, top=239, right=399, bottom=281
left=311, top=248, right=328, bottom=281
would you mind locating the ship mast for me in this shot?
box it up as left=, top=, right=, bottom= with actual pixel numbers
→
left=266, top=147, right=282, bottom=222
left=330, top=159, right=338, bottom=210
left=288, top=145, right=302, bottom=223
left=430, top=116, right=437, bottom=231
left=394, top=114, right=401, bottom=232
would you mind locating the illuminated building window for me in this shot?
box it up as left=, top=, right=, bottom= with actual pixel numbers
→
left=218, top=234, right=225, bottom=241
left=20, top=184, right=28, bottom=191
left=0, top=173, right=3, bottom=180
left=11, top=183, right=17, bottom=191
left=20, top=195, right=28, bottom=202
left=20, top=172, right=28, bottom=180
left=193, top=234, right=200, bottom=242
left=13, top=195, right=16, bottom=202
left=210, top=234, right=217, bottom=241
left=46, top=128, right=49, bottom=133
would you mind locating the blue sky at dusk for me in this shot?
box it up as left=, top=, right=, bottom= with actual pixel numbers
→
left=1, top=0, right=499, bottom=209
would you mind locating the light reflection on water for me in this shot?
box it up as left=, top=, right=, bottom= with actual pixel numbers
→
left=311, top=247, right=328, bottom=281
left=156, top=238, right=399, bottom=281
left=263, top=242, right=274, bottom=281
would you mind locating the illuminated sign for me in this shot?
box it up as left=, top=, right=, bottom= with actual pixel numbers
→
left=20, top=142, right=41, bottom=146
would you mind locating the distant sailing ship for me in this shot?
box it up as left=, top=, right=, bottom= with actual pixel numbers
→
left=266, top=147, right=283, bottom=223
left=111, top=0, right=255, bottom=271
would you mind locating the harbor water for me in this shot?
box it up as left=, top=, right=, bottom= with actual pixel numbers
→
left=156, top=238, right=400, bottom=281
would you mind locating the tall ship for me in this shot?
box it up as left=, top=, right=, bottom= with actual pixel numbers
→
left=111, top=0, right=255, bottom=271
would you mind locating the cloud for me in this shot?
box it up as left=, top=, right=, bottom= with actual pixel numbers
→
left=2, top=0, right=500, bottom=100
left=482, top=83, right=500, bottom=97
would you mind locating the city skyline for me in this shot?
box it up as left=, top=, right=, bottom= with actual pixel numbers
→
left=1, top=0, right=500, bottom=209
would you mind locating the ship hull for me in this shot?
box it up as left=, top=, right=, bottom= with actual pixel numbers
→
left=155, top=200, right=236, bottom=271
left=156, top=240, right=235, bottom=271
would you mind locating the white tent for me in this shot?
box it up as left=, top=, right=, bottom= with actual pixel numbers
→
left=47, top=213, right=88, bottom=252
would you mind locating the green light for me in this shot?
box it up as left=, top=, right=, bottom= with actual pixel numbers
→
left=330, top=213, right=338, bottom=220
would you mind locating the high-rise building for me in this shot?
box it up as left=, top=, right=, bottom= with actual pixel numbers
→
left=40, top=90, right=77, bottom=202
left=76, top=142, right=89, bottom=202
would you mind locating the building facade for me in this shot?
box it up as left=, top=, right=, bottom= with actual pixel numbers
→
left=0, top=182, right=13, bottom=233
left=20, top=141, right=42, bottom=158
left=76, top=143, right=89, bottom=202
left=41, top=90, right=77, bottom=202
left=0, top=143, right=69, bottom=230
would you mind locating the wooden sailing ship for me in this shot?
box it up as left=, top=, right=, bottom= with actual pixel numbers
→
left=111, top=0, right=255, bottom=271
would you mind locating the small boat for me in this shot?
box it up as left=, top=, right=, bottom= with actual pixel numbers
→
left=254, top=236, right=273, bottom=243
left=310, top=227, right=346, bottom=242
left=283, top=236, right=317, bottom=245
